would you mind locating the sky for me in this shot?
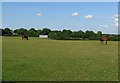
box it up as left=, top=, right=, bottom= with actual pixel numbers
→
left=1, top=0, right=119, bottom=2
left=2, top=2, right=119, bottom=34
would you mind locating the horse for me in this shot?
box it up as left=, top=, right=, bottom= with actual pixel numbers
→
left=22, top=35, right=29, bottom=40
left=100, top=35, right=109, bottom=45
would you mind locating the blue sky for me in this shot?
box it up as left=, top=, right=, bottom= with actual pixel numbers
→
left=1, top=0, right=119, bottom=2
left=2, top=2, right=118, bottom=34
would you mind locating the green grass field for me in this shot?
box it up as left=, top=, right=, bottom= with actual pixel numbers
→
left=2, top=37, right=118, bottom=81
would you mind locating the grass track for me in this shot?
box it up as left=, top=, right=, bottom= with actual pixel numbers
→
left=2, top=37, right=118, bottom=81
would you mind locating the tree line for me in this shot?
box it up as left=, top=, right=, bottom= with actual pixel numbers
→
left=1, top=28, right=120, bottom=41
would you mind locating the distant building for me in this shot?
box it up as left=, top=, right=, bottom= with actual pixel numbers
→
left=39, top=35, right=48, bottom=38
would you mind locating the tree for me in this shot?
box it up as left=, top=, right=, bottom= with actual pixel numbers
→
left=84, top=30, right=90, bottom=38
left=14, top=29, right=18, bottom=33
left=97, top=31, right=102, bottom=36
left=84, top=30, right=96, bottom=39
left=41, top=28, right=51, bottom=35
left=17, top=28, right=28, bottom=35
left=28, top=28, right=37, bottom=37
left=109, top=35, right=120, bottom=41
left=0, top=29, right=1, bottom=36
left=13, top=29, right=19, bottom=35
left=1, top=29, right=5, bottom=36
left=71, top=31, right=80, bottom=38
left=97, top=31, right=102, bottom=39
left=48, top=32, right=58, bottom=39
left=62, top=29, right=72, bottom=34
left=36, top=29, right=42, bottom=37
left=4, top=28, right=13, bottom=36
left=77, top=30, right=85, bottom=38
left=88, top=31, right=96, bottom=40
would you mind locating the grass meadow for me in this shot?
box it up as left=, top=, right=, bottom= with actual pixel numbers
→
left=2, top=36, right=118, bottom=81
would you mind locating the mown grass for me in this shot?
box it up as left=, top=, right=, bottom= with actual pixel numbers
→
left=2, top=36, right=118, bottom=81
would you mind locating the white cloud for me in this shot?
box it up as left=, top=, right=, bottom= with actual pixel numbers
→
left=113, top=14, right=119, bottom=27
left=112, top=14, right=119, bottom=19
left=114, top=21, right=118, bottom=27
left=113, top=22, right=119, bottom=29
left=114, top=14, right=119, bottom=18
left=115, top=18, right=118, bottom=22
left=71, top=12, right=79, bottom=16
left=84, top=14, right=93, bottom=19
left=36, top=13, right=42, bottom=16
left=114, top=14, right=119, bottom=22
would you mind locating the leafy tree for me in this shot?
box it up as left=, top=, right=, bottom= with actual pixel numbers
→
left=1, top=29, right=5, bottom=36
left=77, top=30, right=85, bottom=38
left=84, top=30, right=90, bottom=38
left=14, top=29, right=18, bottom=33
left=48, top=32, right=58, bottom=39
left=4, top=28, right=13, bottom=36
left=0, top=29, right=1, bottom=36
left=36, top=29, right=42, bottom=37
left=13, top=29, right=19, bottom=35
left=62, top=29, right=72, bottom=34
left=109, top=35, right=120, bottom=41
left=2, top=27, right=120, bottom=41
left=17, top=28, right=28, bottom=35
left=84, top=30, right=96, bottom=39
left=72, top=31, right=80, bottom=38
left=41, top=28, right=51, bottom=35
left=28, top=28, right=37, bottom=37
left=97, top=31, right=102, bottom=39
